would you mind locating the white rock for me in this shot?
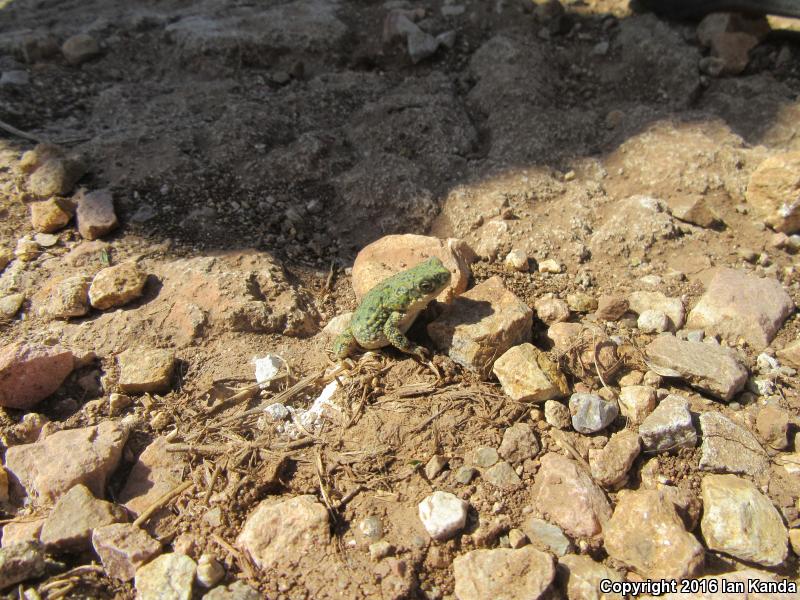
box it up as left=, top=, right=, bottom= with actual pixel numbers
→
left=637, top=310, right=670, bottom=333
left=418, top=491, right=468, bottom=541
left=253, top=354, right=285, bottom=386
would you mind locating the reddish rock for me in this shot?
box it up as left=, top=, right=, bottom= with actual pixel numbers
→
left=5, top=421, right=128, bottom=504
left=529, top=453, right=611, bottom=539
left=39, top=484, right=127, bottom=551
left=453, top=547, right=555, bottom=600
left=687, top=268, right=793, bottom=349
left=118, top=437, right=187, bottom=536
left=351, top=234, right=475, bottom=303
left=0, top=343, right=74, bottom=409
left=594, top=295, right=629, bottom=321
left=92, top=523, right=162, bottom=581
left=75, top=189, right=118, bottom=240
left=237, top=495, right=330, bottom=570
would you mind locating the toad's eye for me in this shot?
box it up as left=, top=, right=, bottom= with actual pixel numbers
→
left=419, top=281, right=434, bottom=293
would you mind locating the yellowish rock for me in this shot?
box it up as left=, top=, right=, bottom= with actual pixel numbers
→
left=493, top=343, right=568, bottom=402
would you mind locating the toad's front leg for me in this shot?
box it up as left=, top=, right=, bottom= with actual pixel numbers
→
left=332, top=327, right=360, bottom=361
left=383, top=311, right=428, bottom=361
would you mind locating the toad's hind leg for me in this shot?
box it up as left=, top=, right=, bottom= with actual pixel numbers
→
left=333, top=327, right=359, bottom=360
left=384, top=311, right=427, bottom=361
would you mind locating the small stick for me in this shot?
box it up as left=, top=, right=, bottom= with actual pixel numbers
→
left=132, top=481, right=193, bottom=528
left=335, top=485, right=363, bottom=510
left=273, top=437, right=316, bottom=451
left=205, top=382, right=261, bottom=417
left=0, top=119, right=45, bottom=143
left=166, top=444, right=229, bottom=456
left=212, top=533, right=256, bottom=580
left=203, top=459, right=226, bottom=505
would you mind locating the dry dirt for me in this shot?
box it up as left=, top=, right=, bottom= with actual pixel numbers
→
left=1, top=0, right=800, bottom=598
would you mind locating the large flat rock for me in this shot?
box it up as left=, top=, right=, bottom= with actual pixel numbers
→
left=645, top=334, right=748, bottom=400
left=686, top=268, right=794, bottom=350
left=428, top=276, right=532, bottom=379
left=5, top=421, right=127, bottom=505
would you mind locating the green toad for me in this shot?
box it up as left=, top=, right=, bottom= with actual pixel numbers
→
left=333, top=257, right=451, bottom=361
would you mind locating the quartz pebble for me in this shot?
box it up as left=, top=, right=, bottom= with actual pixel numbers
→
left=418, top=491, right=468, bottom=541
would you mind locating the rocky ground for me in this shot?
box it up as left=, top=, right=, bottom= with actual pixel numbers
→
left=0, top=0, right=800, bottom=598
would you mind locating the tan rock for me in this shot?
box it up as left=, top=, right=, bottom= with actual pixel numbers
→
left=29, top=197, right=73, bottom=233
left=746, top=151, right=800, bottom=233
left=687, top=268, right=794, bottom=350
left=134, top=553, right=195, bottom=600
left=0, top=542, right=47, bottom=590
left=92, top=523, right=162, bottom=581
left=351, top=234, right=474, bottom=303
left=23, top=144, right=86, bottom=197
left=777, top=338, right=800, bottom=368
left=545, top=322, right=585, bottom=351
left=588, top=430, right=640, bottom=488
left=498, top=422, right=539, bottom=464
left=617, top=385, right=656, bottom=424
left=453, top=547, right=555, bottom=600
left=0, top=343, right=74, bottom=410
left=0, top=294, right=24, bottom=320
left=701, top=474, right=788, bottom=566
left=39, top=484, right=127, bottom=551
left=34, top=275, right=91, bottom=320
left=604, top=489, right=704, bottom=579
left=699, top=412, right=769, bottom=478
left=534, top=295, right=570, bottom=325
left=666, top=194, right=721, bottom=228
left=493, top=343, right=568, bottom=402
left=1, top=518, right=46, bottom=548
left=557, top=554, right=624, bottom=600
left=697, top=12, right=770, bottom=47
left=428, top=276, right=532, bottom=378
left=5, top=421, right=128, bottom=504
left=237, top=495, right=330, bottom=570
left=530, top=453, right=611, bottom=539
left=61, top=33, right=101, bottom=65
left=88, top=262, right=148, bottom=310
left=117, top=348, right=175, bottom=394
left=658, top=484, right=702, bottom=531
